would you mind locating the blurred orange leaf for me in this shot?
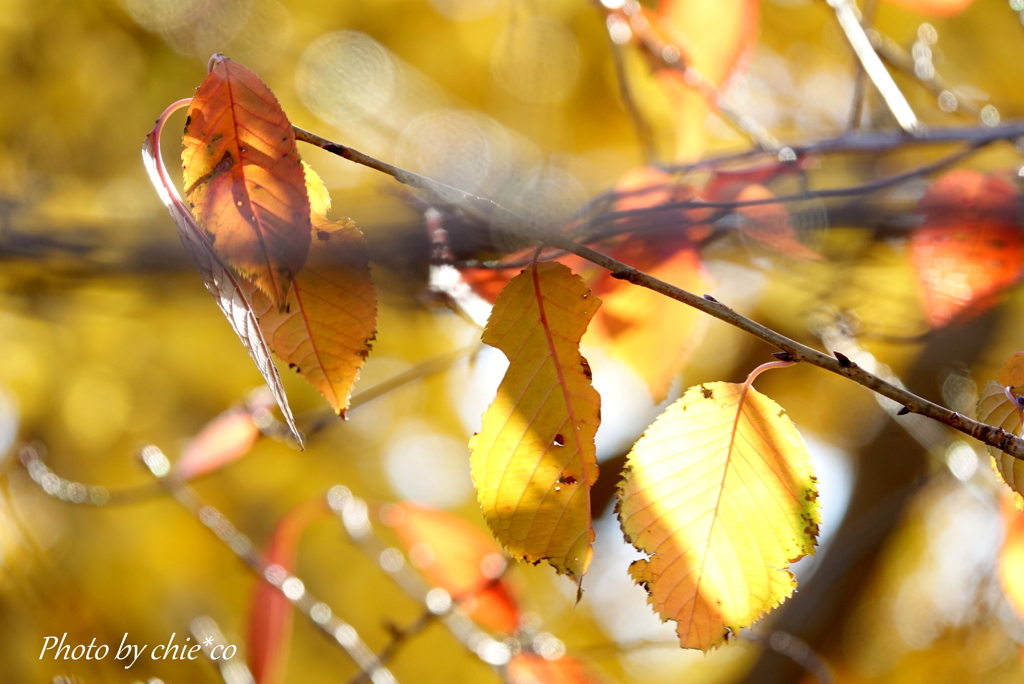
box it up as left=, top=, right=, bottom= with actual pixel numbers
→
left=250, top=167, right=377, bottom=418
left=182, top=54, right=311, bottom=307
left=587, top=247, right=708, bottom=402
left=618, top=381, right=819, bottom=650
left=998, top=490, right=1024, bottom=621
left=143, top=104, right=302, bottom=445
left=384, top=502, right=520, bottom=634
left=910, top=170, right=1023, bottom=328
left=507, top=652, right=603, bottom=684
left=655, top=0, right=759, bottom=161
left=248, top=497, right=331, bottom=684
left=470, top=262, right=602, bottom=587
left=710, top=183, right=821, bottom=261
left=173, top=406, right=261, bottom=481
left=882, top=0, right=976, bottom=17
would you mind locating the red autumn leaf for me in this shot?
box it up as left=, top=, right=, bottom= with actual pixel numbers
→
left=507, top=652, right=604, bottom=684
left=655, top=0, right=760, bottom=161
left=143, top=101, right=302, bottom=445
left=384, top=502, right=520, bottom=634
left=882, top=0, right=975, bottom=17
left=182, top=54, right=311, bottom=307
left=707, top=182, right=821, bottom=261
left=910, top=170, right=1024, bottom=328
left=248, top=498, right=332, bottom=684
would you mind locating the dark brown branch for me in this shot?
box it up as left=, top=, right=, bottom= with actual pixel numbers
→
left=296, top=128, right=1024, bottom=461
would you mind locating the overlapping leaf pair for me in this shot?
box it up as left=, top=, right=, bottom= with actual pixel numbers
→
left=142, top=55, right=378, bottom=444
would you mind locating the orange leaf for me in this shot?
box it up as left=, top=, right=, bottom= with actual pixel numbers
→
left=384, top=502, right=520, bottom=634
left=250, top=167, right=377, bottom=418
left=183, top=54, right=311, bottom=307
left=470, top=262, right=602, bottom=587
left=910, top=171, right=1023, bottom=328
left=587, top=247, right=708, bottom=402
left=248, top=498, right=331, bottom=684
left=618, top=381, right=819, bottom=650
left=656, top=0, right=759, bottom=161
left=711, top=183, right=821, bottom=261
left=507, top=652, right=604, bottom=684
left=143, top=103, right=302, bottom=445
left=998, top=490, right=1024, bottom=621
left=882, top=0, right=975, bottom=17
left=173, top=406, right=262, bottom=481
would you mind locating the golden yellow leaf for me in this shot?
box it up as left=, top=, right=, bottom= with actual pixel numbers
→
left=656, top=0, right=759, bottom=161
left=470, top=262, right=601, bottom=585
left=250, top=167, right=377, bottom=418
left=617, top=381, right=819, bottom=650
left=976, top=380, right=1024, bottom=509
left=998, top=352, right=1024, bottom=388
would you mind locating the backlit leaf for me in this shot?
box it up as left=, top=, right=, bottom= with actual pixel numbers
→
left=617, top=381, right=819, bottom=650
left=384, top=502, right=520, bottom=634
left=470, top=262, right=602, bottom=586
left=182, top=54, right=311, bottom=307
left=172, top=406, right=262, bottom=481
left=250, top=167, right=377, bottom=418
left=143, top=105, right=302, bottom=445
left=656, top=0, right=759, bottom=161
left=976, top=380, right=1024, bottom=508
left=248, top=497, right=331, bottom=684
left=507, top=652, right=604, bottom=684
left=999, top=352, right=1024, bottom=388
left=910, top=170, right=1023, bottom=328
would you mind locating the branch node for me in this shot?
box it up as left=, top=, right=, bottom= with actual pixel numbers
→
left=772, top=351, right=796, bottom=362
left=703, top=294, right=719, bottom=302
left=834, top=351, right=856, bottom=368
left=897, top=406, right=911, bottom=416
left=611, top=270, right=634, bottom=281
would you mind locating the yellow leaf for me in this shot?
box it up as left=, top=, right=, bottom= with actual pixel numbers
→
left=617, top=381, right=819, bottom=650
left=251, top=167, right=377, bottom=417
left=656, top=0, right=759, bottom=161
left=998, top=352, right=1024, bottom=388
left=976, top=380, right=1024, bottom=509
left=470, top=262, right=601, bottom=585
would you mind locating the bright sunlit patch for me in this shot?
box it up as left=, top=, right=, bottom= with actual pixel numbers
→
left=383, top=418, right=474, bottom=509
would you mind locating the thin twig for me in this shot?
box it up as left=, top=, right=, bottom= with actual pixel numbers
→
left=868, top=29, right=982, bottom=119
left=608, top=1, right=781, bottom=152
left=138, top=452, right=398, bottom=684
left=846, top=0, right=877, bottom=130
left=345, top=612, right=435, bottom=684
left=824, top=0, right=921, bottom=134
left=606, top=32, right=657, bottom=164
left=296, top=130, right=1024, bottom=461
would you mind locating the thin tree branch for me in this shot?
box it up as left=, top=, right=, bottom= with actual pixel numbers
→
left=846, top=0, right=877, bottom=130
left=138, top=451, right=398, bottom=684
left=605, top=30, right=657, bottom=164
left=868, top=29, right=982, bottom=120
left=296, top=129, right=1024, bottom=461
left=824, top=0, right=921, bottom=134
